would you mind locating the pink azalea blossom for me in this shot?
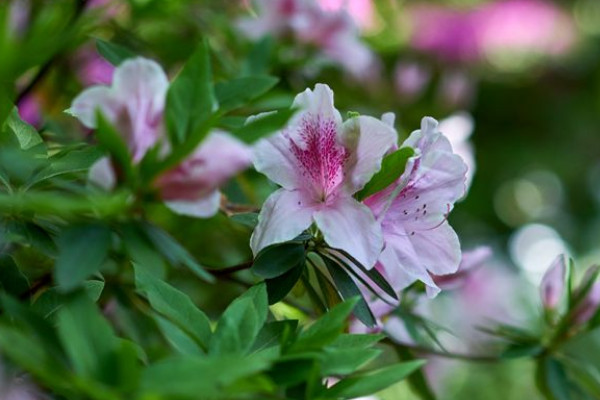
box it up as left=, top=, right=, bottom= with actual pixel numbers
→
left=393, top=61, right=431, bottom=102
left=317, top=0, right=376, bottom=31
left=432, top=245, right=492, bottom=290
left=75, top=46, right=115, bottom=86
left=539, top=254, right=566, bottom=309
left=17, top=95, right=42, bottom=128
left=238, top=0, right=376, bottom=79
left=72, top=57, right=252, bottom=218
left=251, top=83, right=396, bottom=268
left=364, top=117, right=468, bottom=296
left=71, top=57, right=168, bottom=163
left=407, top=0, right=575, bottom=65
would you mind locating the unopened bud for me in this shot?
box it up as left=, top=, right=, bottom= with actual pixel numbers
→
left=539, top=255, right=566, bottom=310
left=573, top=281, right=600, bottom=325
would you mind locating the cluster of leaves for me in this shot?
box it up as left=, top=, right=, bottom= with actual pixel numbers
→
left=479, top=260, right=600, bottom=400
left=0, top=16, right=425, bottom=398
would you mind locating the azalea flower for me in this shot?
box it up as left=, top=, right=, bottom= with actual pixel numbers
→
left=364, top=117, right=468, bottom=296
left=71, top=57, right=169, bottom=163
left=438, top=112, right=476, bottom=192
left=238, top=0, right=376, bottom=80
left=251, top=83, right=396, bottom=268
left=71, top=57, right=252, bottom=218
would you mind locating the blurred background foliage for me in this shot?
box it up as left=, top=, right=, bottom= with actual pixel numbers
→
left=2, top=0, right=600, bottom=398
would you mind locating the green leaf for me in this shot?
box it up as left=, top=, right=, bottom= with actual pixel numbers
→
left=120, top=223, right=167, bottom=279
left=165, top=40, right=216, bottom=144
left=330, top=333, right=385, bottom=349
left=232, top=108, right=296, bottom=144
left=209, top=283, right=268, bottom=355
left=0, top=254, right=29, bottom=296
left=95, top=38, right=135, bottom=66
left=95, top=111, right=134, bottom=183
left=0, top=323, right=73, bottom=395
left=321, top=347, right=381, bottom=376
left=28, top=146, right=103, bottom=187
left=243, top=36, right=273, bottom=75
left=32, top=280, right=104, bottom=318
left=133, top=265, right=212, bottom=352
left=536, top=357, right=572, bottom=400
left=55, top=293, right=118, bottom=382
left=54, top=223, right=111, bottom=291
left=356, top=147, right=415, bottom=200
left=251, top=320, right=298, bottom=353
left=154, top=315, right=204, bottom=356
left=215, top=75, right=278, bottom=113
left=140, top=353, right=275, bottom=398
left=230, top=212, right=259, bottom=228
left=141, top=222, right=214, bottom=283
left=329, top=248, right=398, bottom=301
left=322, top=255, right=376, bottom=327
left=265, top=263, right=304, bottom=305
left=291, top=298, right=359, bottom=352
left=4, top=107, right=44, bottom=151
left=252, top=242, right=305, bottom=279
left=324, top=360, right=426, bottom=398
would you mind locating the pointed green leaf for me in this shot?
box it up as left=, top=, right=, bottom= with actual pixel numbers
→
left=54, top=223, right=111, bottom=291
left=252, top=242, right=305, bottom=279
left=165, top=40, right=216, bottom=144
left=96, top=38, right=135, bottom=66
left=215, top=75, right=278, bottom=112
left=356, top=147, right=414, bottom=200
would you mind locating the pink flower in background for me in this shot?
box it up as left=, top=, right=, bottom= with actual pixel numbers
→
left=476, top=0, right=576, bottom=61
left=437, top=69, right=476, bottom=108
left=408, top=5, right=480, bottom=63
left=251, top=83, right=396, bottom=268
left=432, top=246, right=492, bottom=290
left=17, top=95, right=42, bottom=128
left=8, top=0, right=30, bottom=37
left=72, top=57, right=252, bottom=218
left=539, top=254, right=567, bottom=309
left=71, top=57, right=168, bottom=162
left=407, top=0, right=576, bottom=65
left=238, top=0, right=377, bottom=79
left=394, top=61, right=431, bottom=101
left=317, top=0, right=376, bottom=31
left=156, top=132, right=252, bottom=217
left=75, top=47, right=115, bottom=86
left=364, top=117, right=467, bottom=296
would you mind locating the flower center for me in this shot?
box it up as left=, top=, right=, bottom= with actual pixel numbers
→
left=289, top=114, right=348, bottom=202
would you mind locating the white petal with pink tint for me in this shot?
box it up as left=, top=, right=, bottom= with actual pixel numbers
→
left=250, top=189, right=315, bottom=256
left=165, top=190, right=221, bottom=218
left=341, top=115, right=397, bottom=193
left=314, top=195, right=383, bottom=268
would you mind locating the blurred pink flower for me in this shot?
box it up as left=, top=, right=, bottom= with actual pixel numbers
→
left=437, top=69, right=476, bottom=108
left=251, top=83, right=396, bottom=268
left=72, top=57, right=252, bottom=218
left=71, top=57, right=168, bottom=162
left=317, top=0, right=376, bottom=31
left=75, top=47, right=115, bottom=86
left=8, top=0, right=30, bottom=37
left=407, top=0, right=575, bottom=65
left=476, top=0, right=576, bottom=60
left=393, top=61, right=431, bottom=101
left=17, top=95, right=42, bottom=128
left=539, top=254, right=566, bottom=309
left=408, top=5, right=480, bottom=63
left=432, top=246, right=492, bottom=290
left=238, top=0, right=377, bottom=79
left=157, top=132, right=252, bottom=217
left=364, top=117, right=468, bottom=296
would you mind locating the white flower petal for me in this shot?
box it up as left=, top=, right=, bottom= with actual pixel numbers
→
left=250, top=189, right=315, bottom=256
left=314, top=195, right=383, bottom=268
left=165, top=190, right=221, bottom=218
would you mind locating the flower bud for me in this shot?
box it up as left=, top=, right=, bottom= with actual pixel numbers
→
left=573, top=271, right=600, bottom=325
left=539, top=255, right=566, bottom=310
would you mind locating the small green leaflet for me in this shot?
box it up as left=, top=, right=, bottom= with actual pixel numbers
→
left=356, top=147, right=414, bottom=200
